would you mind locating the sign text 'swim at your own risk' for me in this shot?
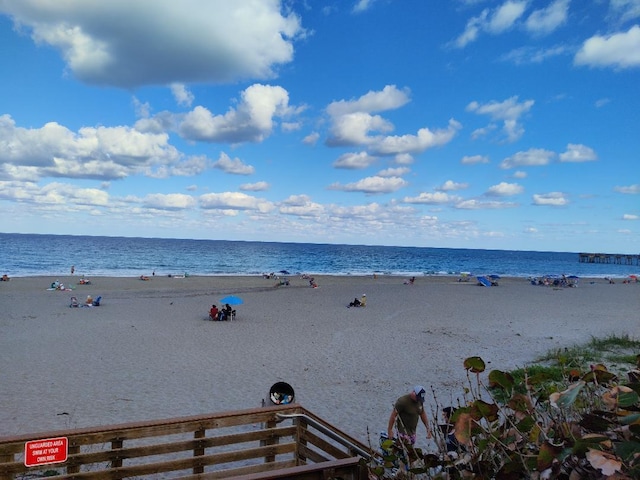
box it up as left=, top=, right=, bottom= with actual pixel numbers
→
left=24, top=437, right=68, bottom=467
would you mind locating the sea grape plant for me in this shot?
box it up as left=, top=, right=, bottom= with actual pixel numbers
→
left=364, top=355, right=640, bottom=479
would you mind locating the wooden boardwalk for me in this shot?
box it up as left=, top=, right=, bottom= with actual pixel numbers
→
left=578, top=253, right=640, bottom=265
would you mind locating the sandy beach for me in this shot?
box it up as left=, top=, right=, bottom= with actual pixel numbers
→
left=1, top=274, right=638, bottom=449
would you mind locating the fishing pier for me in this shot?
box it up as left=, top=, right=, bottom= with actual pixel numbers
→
left=578, top=253, right=640, bottom=265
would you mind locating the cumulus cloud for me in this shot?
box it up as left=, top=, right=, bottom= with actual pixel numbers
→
left=403, top=192, right=461, bottom=204
left=240, top=181, right=269, bottom=192
left=623, top=213, right=638, bottom=220
left=454, top=0, right=528, bottom=47
left=437, top=180, right=469, bottom=191
left=525, top=0, right=569, bottom=36
left=326, top=85, right=410, bottom=117
left=532, top=192, right=569, bottom=206
left=171, top=83, right=194, bottom=107
left=302, top=132, right=320, bottom=145
left=178, top=84, right=296, bottom=143
left=466, top=96, right=534, bottom=142
left=575, top=25, right=640, bottom=69
left=212, top=152, right=255, bottom=175
left=0, top=114, right=185, bottom=182
left=333, top=151, right=378, bottom=169
left=0, top=0, right=304, bottom=88
left=325, top=86, right=460, bottom=154
left=485, top=182, right=523, bottom=196
left=500, top=148, right=555, bottom=169
left=279, top=194, right=325, bottom=217
left=0, top=181, right=110, bottom=206
left=199, top=191, right=273, bottom=212
left=559, top=143, right=598, bottom=162
left=328, top=176, right=408, bottom=194
left=143, top=193, right=196, bottom=210
left=455, top=199, right=518, bottom=209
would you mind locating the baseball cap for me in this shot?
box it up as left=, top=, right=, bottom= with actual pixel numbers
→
left=413, top=385, right=426, bottom=403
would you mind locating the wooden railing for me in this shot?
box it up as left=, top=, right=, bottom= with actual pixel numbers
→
left=0, top=404, right=372, bottom=479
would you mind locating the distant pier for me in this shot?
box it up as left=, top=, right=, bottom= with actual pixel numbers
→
left=578, top=253, right=640, bottom=265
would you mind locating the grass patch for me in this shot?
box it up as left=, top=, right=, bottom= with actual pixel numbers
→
left=534, top=333, right=640, bottom=375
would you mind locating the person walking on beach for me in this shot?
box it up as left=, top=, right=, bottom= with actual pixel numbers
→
left=387, top=385, right=431, bottom=446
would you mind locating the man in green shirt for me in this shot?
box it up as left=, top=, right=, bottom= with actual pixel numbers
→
left=387, top=385, right=431, bottom=445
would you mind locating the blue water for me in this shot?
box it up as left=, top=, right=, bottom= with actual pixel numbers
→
left=0, top=233, right=637, bottom=278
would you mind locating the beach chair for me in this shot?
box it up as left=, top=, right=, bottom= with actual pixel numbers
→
left=69, top=296, right=79, bottom=307
left=92, top=296, right=102, bottom=306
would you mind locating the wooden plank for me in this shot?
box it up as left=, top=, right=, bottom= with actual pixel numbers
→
left=300, top=430, right=350, bottom=460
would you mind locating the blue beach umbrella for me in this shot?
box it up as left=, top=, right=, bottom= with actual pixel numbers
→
left=220, top=295, right=244, bottom=305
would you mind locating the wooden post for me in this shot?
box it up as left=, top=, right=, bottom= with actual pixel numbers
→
left=193, top=428, right=205, bottom=474
left=296, top=417, right=308, bottom=466
left=0, top=453, right=13, bottom=480
left=66, top=444, right=80, bottom=474
left=264, top=419, right=278, bottom=463
left=111, top=438, right=123, bottom=469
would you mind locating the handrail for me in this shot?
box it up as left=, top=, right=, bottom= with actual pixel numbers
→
left=276, top=413, right=372, bottom=460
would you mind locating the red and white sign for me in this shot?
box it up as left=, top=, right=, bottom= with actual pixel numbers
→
left=24, top=437, right=68, bottom=467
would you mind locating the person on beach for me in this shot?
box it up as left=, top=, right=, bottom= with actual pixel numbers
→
left=387, top=386, right=431, bottom=446
left=209, top=304, right=219, bottom=321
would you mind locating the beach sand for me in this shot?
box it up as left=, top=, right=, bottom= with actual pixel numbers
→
left=1, top=274, right=638, bottom=449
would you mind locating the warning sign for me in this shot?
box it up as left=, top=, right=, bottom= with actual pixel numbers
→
left=24, top=437, right=68, bottom=467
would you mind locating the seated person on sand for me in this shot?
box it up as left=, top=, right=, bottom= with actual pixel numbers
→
left=1, top=274, right=9, bottom=281
left=78, top=277, right=92, bottom=285
left=220, top=303, right=235, bottom=321
left=85, top=295, right=93, bottom=306
left=404, top=276, right=415, bottom=285
left=139, top=275, right=150, bottom=281
left=209, top=304, right=219, bottom=321
left=348, top=294, right=366, bottom=308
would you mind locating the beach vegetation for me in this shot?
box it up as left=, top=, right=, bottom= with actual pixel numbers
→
left=364, top=336, right=640, bottom=479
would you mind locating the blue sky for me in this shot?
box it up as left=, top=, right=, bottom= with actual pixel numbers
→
left=0, top=0, right=638, bottom=253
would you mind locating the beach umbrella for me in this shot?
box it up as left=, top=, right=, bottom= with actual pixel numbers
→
left=220, top=295, right=244, bottom=305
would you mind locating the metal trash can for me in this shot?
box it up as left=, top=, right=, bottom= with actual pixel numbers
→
left=268, top=382, right=295, bottom=405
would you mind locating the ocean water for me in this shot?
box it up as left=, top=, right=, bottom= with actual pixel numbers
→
left=0, top=233, right=637, bottom=279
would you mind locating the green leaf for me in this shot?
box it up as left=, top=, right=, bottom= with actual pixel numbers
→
left=619, top=390, right=640, bottom=408
left=537, top=442, right=563, bottom=471
left=464, top=356, right=486, bottom=373
left=614, top=441, right=640, bottom=462
left=556, top=381, right=585, bottom=408
left=489, top=369, right=514, bottom=390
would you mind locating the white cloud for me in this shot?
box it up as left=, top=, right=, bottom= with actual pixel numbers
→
left=369, top=119, right=461, bottom=155
left=0, top=114, right=185, bottom=182
left=512, top=170, right=527, bottom=179
left=179, top=84, right=296, bottom=143
left=500, top=45, right=570, bottom=64
left=500, top=148, right=555, bottom=169
left=0, top=0, right=303, bottom=88
left=575, top=25, right=640, bottom=69
left=486, top=182, right=523, bottom=196
left=171, top=83, right=194, bottom=107
left=623, top=213, right=638, bottom=220
left=333, top=151, right=378, bottom=169
left=609, top=0, right=640, bottom=22
left=454, top=0, right=527, bottom=47
left=525, top=0, right=569, bottom=36
left=240, top=181, right=269, bottom=192
left=328, top=176, right=408, bottom=194
left=532, top=192, right=569, bottom=206
left=437, top=180, right=469, bottom=191
left=199, top=192, right=274, bottom=212
left=212, top=152, right=255, bottom=175
left=279, top=195, right=325, bottom=217
left=455, top=199, right=518, bottom=209
left=466, top=96, right=534, bottom=142
left=144, top=193, right=196, bottom=210
left=303, top=132, right=320, bottom=145
left=614, top=184, right=640, bottom=194
left=403, top=192, right=461, bottom=204
left=326, top=85, right=410, bottom=117
left=559, top=143, right=598, bottom=162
